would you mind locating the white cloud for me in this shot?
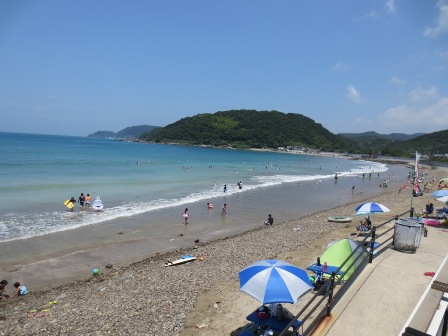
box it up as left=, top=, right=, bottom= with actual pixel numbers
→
left=346, top=85, right=364, bottom=103
left=390, top=77, right=406, bottom=85
left=409, top=86, right=438, bottom=101
left=385, top=0, right=396, bottom=13
left=333, top=62, right=350, bottom=71
left=366, top=11, right=378, bottom=19
left=424, top=1, right=448, bottom=38
left=380, top=97, right=448, bottom=132
left=436, top=48, right=448, bottom=58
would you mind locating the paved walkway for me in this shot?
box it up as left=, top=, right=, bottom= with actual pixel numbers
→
left=315, top=224, right=448, bottom=336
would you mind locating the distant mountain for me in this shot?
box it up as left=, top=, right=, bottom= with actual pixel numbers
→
left=88, top=125, right=160, bottom=139
left=141, top=110, right=358, bottom=152
left=340, top=131, right=424, bottom=141
left=381, top=129, right=448, bottom=156
left=338, top=131, right=426, bottom=155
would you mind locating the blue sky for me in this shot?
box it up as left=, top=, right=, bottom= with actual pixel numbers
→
left=1, top=1, right=447, bottom=136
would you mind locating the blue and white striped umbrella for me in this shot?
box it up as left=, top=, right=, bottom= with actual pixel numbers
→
left=432, top=190, right=448, bottom=197
left=239, top=259, right=312, bottom=304
left=355, top=202, right=390, bottom=214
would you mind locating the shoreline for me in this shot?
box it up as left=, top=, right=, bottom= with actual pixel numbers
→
left=0, top=160, right=406, bottom=292
left=1, top=166, right=445, bottom=335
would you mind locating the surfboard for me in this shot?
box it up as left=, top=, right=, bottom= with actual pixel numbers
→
left=64, top=200, right=74, bottom=209
left=164, top=255, right=196, bottom=267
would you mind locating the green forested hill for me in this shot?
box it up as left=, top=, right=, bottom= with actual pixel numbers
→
left=381, top=129, right=448, bottom=156
left=141, top=110, right=358, bottom=151
left=339, top=131, right=425, bottom=155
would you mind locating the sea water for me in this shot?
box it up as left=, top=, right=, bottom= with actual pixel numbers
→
left=0, top=133, right=400, bottom=242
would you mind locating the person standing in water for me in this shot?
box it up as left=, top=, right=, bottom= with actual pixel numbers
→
left=78, top=193, right=85, bottom=208
left=68, top=197, right=76, bottom=212
left=223, top=184, right=227, bottom=193
left=182, top=208, right=189, bottom=224
left=222, top=204, right=227, bottom=216
left=86, top=194, right=91, bottom=207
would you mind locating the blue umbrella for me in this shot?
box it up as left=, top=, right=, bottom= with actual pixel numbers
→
left=355, top=202, right=390, bottom=215
left=431, top=190, right=448, bottom=197
left=239, top=259, right=312, bottom=304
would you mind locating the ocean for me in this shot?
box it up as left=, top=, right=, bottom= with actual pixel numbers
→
left=0, top=132, right=408, bottom=273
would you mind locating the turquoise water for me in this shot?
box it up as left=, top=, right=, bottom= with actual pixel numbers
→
left=0, top=132, right=395, bottom=243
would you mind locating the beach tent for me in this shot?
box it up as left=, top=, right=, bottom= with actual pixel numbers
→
left=440, top=178, right=448, bottom=185
left=319, top=239, right=367, bottom=280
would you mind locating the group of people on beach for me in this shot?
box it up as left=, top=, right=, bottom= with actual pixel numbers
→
left=183, top=203, right=274, bottom=226
left=66, top=193, right=104, bottom=212
left=0, top=280, right=27, bottom=300
left=67, top=193, right=91, bottom=211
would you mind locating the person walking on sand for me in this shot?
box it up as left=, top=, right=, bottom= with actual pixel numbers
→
left=222, top=204, right=227, bottom=216
left=182, top=208, right=189, bottom=224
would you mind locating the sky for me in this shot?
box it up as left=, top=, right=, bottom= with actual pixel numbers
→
left=0, top=1, right=447, bottom=136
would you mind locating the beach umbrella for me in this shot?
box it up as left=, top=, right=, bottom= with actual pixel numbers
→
left=436, top=196, right=448, bottom=203
left=431, top=190, right=448, bottom=197
left=239, top=259, right=312, bottom=304
left=320, top=239, right=367, bottom=280
left=355, top=202, right=390, bottom=214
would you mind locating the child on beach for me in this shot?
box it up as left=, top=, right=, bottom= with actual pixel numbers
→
left=0, top=280, right=9, bottom=299
left=86, top=194, right=91, bottom=207
left=264, top=214, right=274, bottom=225
left=222, top=204, right=227, bottom=216
left=11, top=282, right=28, bottom=298
left=182, top=208, right=189, bottom=224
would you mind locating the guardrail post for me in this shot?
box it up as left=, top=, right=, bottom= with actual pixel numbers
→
left=369, top=227, right=376, bottom=263
left=326, top=272, right=336, bottom=317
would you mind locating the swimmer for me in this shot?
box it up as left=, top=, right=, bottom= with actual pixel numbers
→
left=207, top=202, right=213, bottom=209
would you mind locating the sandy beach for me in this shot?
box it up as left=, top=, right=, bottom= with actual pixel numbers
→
left=1, top=164, right=446, bottom=336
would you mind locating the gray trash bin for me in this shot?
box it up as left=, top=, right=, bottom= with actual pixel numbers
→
left=394, top=218, right=424, bottom=253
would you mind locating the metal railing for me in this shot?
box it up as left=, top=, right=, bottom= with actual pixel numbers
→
left=278, top=208, right=414, bottom=336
